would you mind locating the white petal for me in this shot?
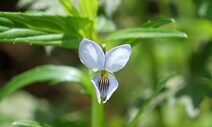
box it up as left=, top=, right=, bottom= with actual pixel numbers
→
left=105, top=44, right=131, bottom=72
left=91, top=73, right=101, bottom=104
left=103, top=73, right=118, bottom=103
left=79, top=38, right=105, bottom=72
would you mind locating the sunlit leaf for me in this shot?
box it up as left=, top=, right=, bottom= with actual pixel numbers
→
left=0, top=65, right=88, bottom=101
left=106, top=28, right=187, bottom=41
left=0, top=12, right=91, bottom=48
left=12, top=120, right=52, bottom=127
left=80, top=0, right=98, bottom=18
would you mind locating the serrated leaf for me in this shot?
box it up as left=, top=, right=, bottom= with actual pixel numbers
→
left=0, top=12, right=89, bottom=33
left=0, top=29, right=81, bottom=48
left=142, top=18, right=175, bottom=28
left=106, top=28, right=187, bottom=41
left=0, top=12, right=91, bottom=48
left=0, top=65, right=87, bottom=101
left=12, top=120, right=52, bottom=127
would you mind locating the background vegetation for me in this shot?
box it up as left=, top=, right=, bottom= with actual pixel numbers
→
left=0, top=0, right=211, bottom=127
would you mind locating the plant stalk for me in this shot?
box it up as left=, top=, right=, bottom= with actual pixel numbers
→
left=91, top=90, right=104, bottom=127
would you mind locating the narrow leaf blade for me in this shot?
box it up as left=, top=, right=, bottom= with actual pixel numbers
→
left=106, top=28, right=187, bottom=41
left=0, top=30, right=81, bottom=48
left=0, top=12, right=89, bottom=33
left=12, top=120, right=52, bottom=127
left=142, top=18, right=175, bottom=28
left=0, top=65, right=86, bottom=101
left=0, top=12, right=91, bottom=48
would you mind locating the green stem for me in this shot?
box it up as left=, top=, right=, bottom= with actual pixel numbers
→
left=127, top=75, right=172, bottom=127
left=89, top=8, right=103, bottom=127
left=91, top=90, right=104, bottom=127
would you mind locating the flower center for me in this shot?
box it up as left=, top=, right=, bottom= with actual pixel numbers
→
left=98, top=70, right=109, bottom=97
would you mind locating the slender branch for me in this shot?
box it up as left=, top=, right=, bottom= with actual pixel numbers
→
left=128, top=75, right=172, bottom=127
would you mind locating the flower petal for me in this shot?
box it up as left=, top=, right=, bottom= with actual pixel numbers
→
left=91, top=73, right=101, bottom=104
left=79, top=38, right=105, bottom=72
left=105, top=44, right=132, bottom=72
left=103, top=73, right=118, bottom=103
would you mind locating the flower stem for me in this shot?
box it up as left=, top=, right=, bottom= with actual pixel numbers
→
left=91, top=90, right=104, bottom=127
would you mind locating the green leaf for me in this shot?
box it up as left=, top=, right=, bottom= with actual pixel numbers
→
left=106, top=28, right=187, bottom=41
left=80, top=0, right=98, bottom=18
left=0, top=65, right=87, bottom=101
left=0, top=12, right=91, bottom=48
left=59, top=0, right=79, bottom=16
left=142, top=18, right=175, bottom=28
left=0, top=29, right=81, bottom=48
left=12, top=120, right=52, bottom=127
left=128, top=75, right=173, bottom=127
left=0, top=12, right=89, bottom=33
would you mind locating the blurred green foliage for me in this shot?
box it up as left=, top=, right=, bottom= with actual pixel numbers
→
left=0, top=0, right=211, bottom=127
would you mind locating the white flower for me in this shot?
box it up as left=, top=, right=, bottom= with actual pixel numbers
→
left=79, top=38, right=132, bottom=103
